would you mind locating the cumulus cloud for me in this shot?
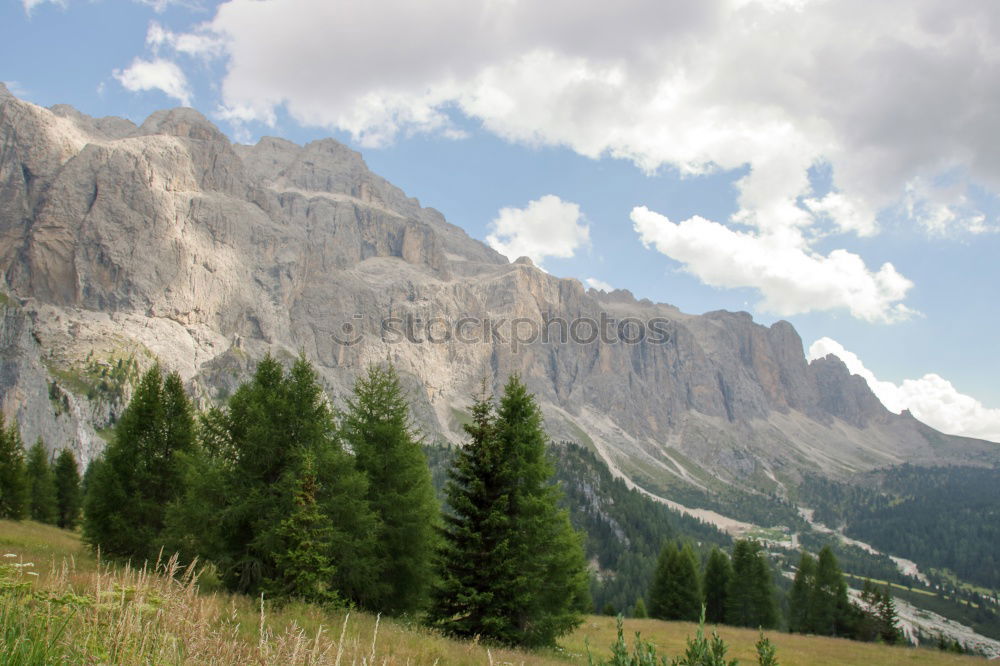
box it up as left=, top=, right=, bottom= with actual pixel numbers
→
left=177, top=0, right=1000, bottom=242
left=585, top=278, right=614, bottom=292
left=114, top=57, right=192, bottom=106
left=486, top=195, right=589, bottom=267
left=147, top=22, right=222, bottom=58
left=631, top=206, right=914, bottom=322
left=809, top=337, right=1000, bottom=443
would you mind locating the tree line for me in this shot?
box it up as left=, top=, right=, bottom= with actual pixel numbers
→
left=638, top=538, right=902, bottom=644
left=50, top=356, right=587, bottom=648
left=0, top=412, right=81, bottom=529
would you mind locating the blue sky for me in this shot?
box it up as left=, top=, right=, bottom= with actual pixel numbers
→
left=4, top=0, right=1000, bottom=441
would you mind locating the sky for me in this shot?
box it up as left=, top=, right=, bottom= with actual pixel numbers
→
left=3, top=0, right=1000, bottom=442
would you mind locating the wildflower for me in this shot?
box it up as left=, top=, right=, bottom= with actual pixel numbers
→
left=3, top=553, right=16, bottom=558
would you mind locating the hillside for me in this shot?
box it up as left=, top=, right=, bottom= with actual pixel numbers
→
left=0, top=520, right=988, bottom=665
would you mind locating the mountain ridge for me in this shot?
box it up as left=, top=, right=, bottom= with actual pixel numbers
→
left=1, top=83, right=996, bottom=494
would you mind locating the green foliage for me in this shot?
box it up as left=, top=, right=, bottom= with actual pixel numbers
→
left=670, top=612, right=739, bottom=666
left=83, top=367, right=195, bottom=561
left=551, top=443, right=728, bottom=615
left=588, top=615, right=668, bottom=666
left=633, top=597, right=648, bottom=619
left=726, top=540, right=778, bottom=629
left=165, top=355, right=379, bottom=606
left=263, top=452, right=339, bottom=606
left=703, top=548, right=732, bottom=624
left=429, top=375, right=589, bottom=647
left=787, top=552, right=815, bottom=634
left=811, top=546, right=851, bottom=637
left=25, top=439, right=57, bottom=525
left=754, top=631, right=778, bottom=666
left=53, top=450, right=81, bottom=530
left=0, top=414, right=28, bottom=520
left=648, top=542, right=701, bottom=622
left=342, top=364, right=439, bottom=616
left=798, top=465, right=1000, bottom=591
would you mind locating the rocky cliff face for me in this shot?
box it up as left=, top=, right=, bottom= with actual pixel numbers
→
left=1, top=83, right=996, bottom=493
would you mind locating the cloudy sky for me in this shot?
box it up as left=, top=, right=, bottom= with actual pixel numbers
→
left=4, top=0, right=1000, bottom=442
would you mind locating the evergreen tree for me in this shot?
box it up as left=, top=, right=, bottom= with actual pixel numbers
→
left=648, top=541, right=701, bottom=621
left=703, top=547, right=733, bottom=624
left=166, top=355, right=379, bottom=604
left=429, top=375, right=589, bottom=647
left=877, top=587, right=903, bottom=645
left=25, top=439, right=57, bottom=524
left=342, top=363, right=439, bottom=615
left=263, top=452, right=339, bottom=605
left=726, top=539, right=778, bottom=629
left=0, top=413, right=27, bottom=520
left=53, top=449, right=82, bottom=530
left=83, top=366, right=195, bottom=561
left=632, top=597, right=647, bottom=619
left=811, top=546, right=851, bottom=637
left=788, top=552, right=817, bottom=634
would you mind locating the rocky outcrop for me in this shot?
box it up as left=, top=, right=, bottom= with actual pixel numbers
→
left=0, top=85, right=996, bottom=487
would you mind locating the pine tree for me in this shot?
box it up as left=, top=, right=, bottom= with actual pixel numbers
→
left=726, top=539, right=778, bottom=629
left=166, top=355, right=379, bottom=604
left=703, top=547, right=733, bottom=624
left=788, top=551, right=817, bottom=633
left=25, top=438, right=57, bottom=524
left=811, top=546, right=850, bottom=636
left=0, top=413, right=27, bottom=520
left=632, top=597, right=648, bottom=619
left=877, top=587, right=903, bottom=645
left=429, top=375, right=589, bottom=647
left=264, top=452, right=339, bottom=605
left=648, top=541, right=701, bottom=621
left=342, top=363, right=439, bottom=615
left=83, top=366, right=195, bottom=561
left=53, top=449, right=81, bottom=530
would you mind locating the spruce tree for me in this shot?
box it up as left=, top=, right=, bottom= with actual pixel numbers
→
left=812, top=546, right=851, bottom=636
left=877, top=587, right=903, bottom=644
left=789, top=551, right=817, bottom=633
left=703, top=547, right=733, bottom=624
left=726, top=539, right=778, bottom=629
left=342, top=363, right=439, bottom=615
left=83, top=366, right=195, bottom=561
left=633, top=597, right=648, bottom=619
left=648, top=541, right=701, bottom=621
left=0, top=413, right=27, bottom=520
left=25, top=439, right=57, bottom=524
left=53, top=449, right=82, bottom=530
left=430, top=390, right=519, bottom=642
left=430, top=375, right=589, bottom=647
left=264, top=452, right=339, bottom=605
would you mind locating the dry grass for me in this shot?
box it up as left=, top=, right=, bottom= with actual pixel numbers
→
left=0, top=520, right=990, bottom=665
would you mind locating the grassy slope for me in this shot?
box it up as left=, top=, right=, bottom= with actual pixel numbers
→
left=0, top=521, right=987, bottom=665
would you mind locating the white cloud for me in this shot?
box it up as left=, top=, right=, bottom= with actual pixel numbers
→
left=147, top=22, right=222, bottom=58
left=486, top=195, right=589, bottom=267
left=809, top=337, right=1000, bottom=443
left=177, top=0, right=1000, bottom=243
left=631, top=206, right=914, bottom=322
left=585, top=278, right=614, bottom=292
left=113, top=57, right=193, bottom=106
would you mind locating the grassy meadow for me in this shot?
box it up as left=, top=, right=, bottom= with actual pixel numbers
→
left=0, top=520, right=988, bottom=665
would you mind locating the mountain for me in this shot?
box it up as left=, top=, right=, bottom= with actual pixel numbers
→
left=1, top=82, right=998, bottom=497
